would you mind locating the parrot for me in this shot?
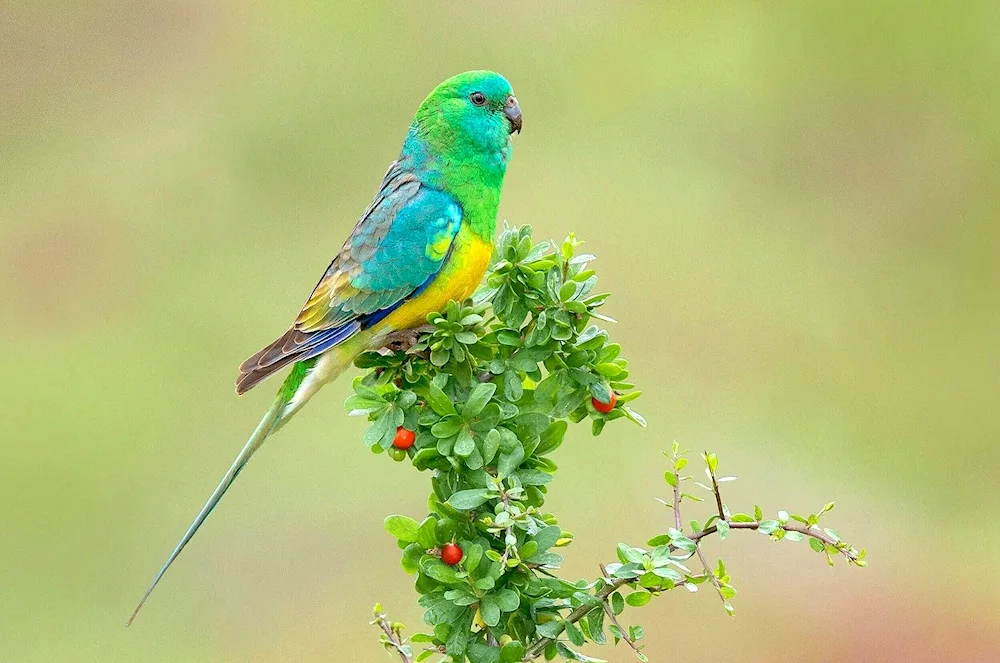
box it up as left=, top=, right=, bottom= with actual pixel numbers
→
left=127, top=70, right=522, bottom=625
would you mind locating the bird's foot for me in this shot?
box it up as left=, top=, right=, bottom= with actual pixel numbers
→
left=379, top=325, right=435, bottom=354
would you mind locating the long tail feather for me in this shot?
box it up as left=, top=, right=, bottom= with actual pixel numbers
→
left=127, top=338, right=367, bottom=626
left=126, top=395, right=286, bottom=626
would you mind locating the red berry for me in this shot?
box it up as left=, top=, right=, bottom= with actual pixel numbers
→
left=441, top=542, right=463, bottom=566
left=393, top=427, right=415, bottom=449
left=591, top=392, right=617, bottom=414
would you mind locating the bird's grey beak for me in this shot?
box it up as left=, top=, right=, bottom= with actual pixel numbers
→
left=504, top=97, right=522, bottom=134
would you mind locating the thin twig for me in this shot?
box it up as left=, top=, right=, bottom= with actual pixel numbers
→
left=602, top=601, right=642, bottom=655
left=598, top=565, right=642, bottom=656
left=671, top=465, right=683, bottom=531
left=706, top=456, right=725, bottom=520
left=690, top=520, right=860, bottom=561
left=521, top=577, right=630, bottom=660
left=695, top=544, right=727, bottom=607
left=499, top=491, right=514, bottom=568
left=373, top=610, right=413, bottom=663
left=520, top=462, right=860, bottom=661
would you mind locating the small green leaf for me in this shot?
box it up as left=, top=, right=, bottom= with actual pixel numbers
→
left=533, top=526, right=562, bottom=552
left=514, top=469, right=553, bottom=485
left=384, top=515, right=420, bottom=542
left=757, top=520, right=780, bottom=535
left=716, top=519, right=730, bottom=540
left=556, top=643, right=607, bottom=662
left=426, top=383, right=457, bottom=416
left=463, top=382, right=497, bottom=419
left=497, top=444, right=525, bottom=478
left=495, top=588, right=520, bottom=612
left=482, top=428, right=501, bottom=463
left=564, top=621, right=585, bottom=646
left=425, top=562, right=462, bottom=584
left=417, top=517, right=438, bottom=549
left=535, top=420, right=568, bottom=455
left=465, top=543, right=484, bottom=573
left=536, top=620, right=564, bottom=638
left=625, top=590, right=652, bottom=607
left=454, top=428, right=476, bottom=457
left=447, top=489, right=492, bottom=510
left=611, top=592, right=624, bottom=615
left=480, top=595, right=501, bottom=627
left=431, top=416, right=464, bottom=438
left=499, top=641, right=525, bottom=663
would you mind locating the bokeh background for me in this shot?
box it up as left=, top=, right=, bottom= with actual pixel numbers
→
left=2, top=2, right=998, bottom=661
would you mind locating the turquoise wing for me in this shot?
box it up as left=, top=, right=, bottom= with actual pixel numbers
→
left=236, top=163, right=462, bottom=393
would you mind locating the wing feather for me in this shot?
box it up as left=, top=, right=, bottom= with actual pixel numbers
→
left=235, top=162, right=462, bottom=393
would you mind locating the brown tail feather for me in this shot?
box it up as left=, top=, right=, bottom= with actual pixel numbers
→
left=236, top=328, right=305, bottom=394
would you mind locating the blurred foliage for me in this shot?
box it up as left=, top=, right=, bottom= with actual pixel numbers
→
left=1, top=2, right=998, bottom=662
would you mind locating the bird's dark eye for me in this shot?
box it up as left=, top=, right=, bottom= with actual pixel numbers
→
left=470, top=92, right=487, bottom=106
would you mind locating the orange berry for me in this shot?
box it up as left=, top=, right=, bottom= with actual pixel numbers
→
left=441, top=542, right=463, bottom=566
left=392, top=427, right=415, bottom=449
left=591, top=392, right=617, bottom=414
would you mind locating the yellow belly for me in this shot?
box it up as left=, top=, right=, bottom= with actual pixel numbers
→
left=377, top=226, right=493, bottom=332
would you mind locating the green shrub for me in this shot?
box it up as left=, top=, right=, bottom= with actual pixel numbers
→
left=354, top=225, right=864, bottom=662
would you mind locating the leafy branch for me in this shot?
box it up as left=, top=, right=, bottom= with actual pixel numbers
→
left=350, top=225, right=864, bottom=662
left=520, top=445, right=866, bottom=661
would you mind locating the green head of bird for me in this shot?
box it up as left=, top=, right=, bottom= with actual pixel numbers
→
left=414, top=70, right=522, bottom=155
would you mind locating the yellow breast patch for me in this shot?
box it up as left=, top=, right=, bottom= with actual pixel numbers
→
left=378, top=227, right=493, bottom=332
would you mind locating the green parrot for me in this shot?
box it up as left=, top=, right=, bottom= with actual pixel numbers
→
left=128, top=70, right=522, bottom=624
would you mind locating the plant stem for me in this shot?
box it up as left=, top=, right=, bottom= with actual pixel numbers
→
left=691, top=520, right=860, bottom=561
left=706, top=457, right=725, bottom=520
left=522, top=577, right=630, bottom=660
left=671, top=465, right=683, bottom=531
left=521, top=472, right=860, bottom=661
left=373, top=611, right=413, bottom=663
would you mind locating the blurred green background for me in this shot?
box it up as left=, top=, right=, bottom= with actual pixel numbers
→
left=2, top=2, right=998, bottom=661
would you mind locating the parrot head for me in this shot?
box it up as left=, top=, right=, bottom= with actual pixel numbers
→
left=414, top=70, right=521, bottom=155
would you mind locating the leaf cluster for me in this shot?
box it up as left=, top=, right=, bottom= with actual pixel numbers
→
left=356, top=227, right=865, bottom=663
left=352, top=226, right=643, bottom=661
